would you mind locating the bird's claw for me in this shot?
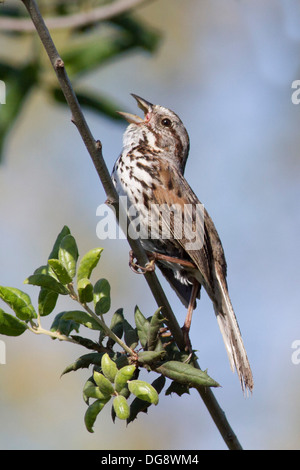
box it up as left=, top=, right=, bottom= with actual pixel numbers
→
left=129, top=251, right=156, bottom=274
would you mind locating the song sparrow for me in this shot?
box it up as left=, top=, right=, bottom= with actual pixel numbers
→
left=112, top=94, right=253, bottom=394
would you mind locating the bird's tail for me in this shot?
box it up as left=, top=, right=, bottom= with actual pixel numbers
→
left=213, top=267, right=254, bottom=395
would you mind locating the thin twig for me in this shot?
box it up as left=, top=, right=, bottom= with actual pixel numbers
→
left=0, top=0, right=155, bottom=32
left=66, top=282, right=136, bottom=356
left=20, top=0, right=243, bottom=450
left=28, top=324, right=79, bottom=344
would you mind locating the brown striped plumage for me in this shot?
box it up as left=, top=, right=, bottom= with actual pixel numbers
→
left=112, top=94, right=253, bottom=394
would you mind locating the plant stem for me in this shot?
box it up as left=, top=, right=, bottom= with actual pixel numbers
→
left=66, top=282, right=135, bottom=356
left=28, top=324, right=78, bottom=344
left=84, top=303, right=135, bottom=357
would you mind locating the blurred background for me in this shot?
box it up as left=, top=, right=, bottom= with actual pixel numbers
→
left=0, top=0, right=300, bottom=450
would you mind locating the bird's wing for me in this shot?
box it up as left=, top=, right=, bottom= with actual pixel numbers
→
left=152, top=162, right=253, bottom=393
left=152, top=161, right=215, bottom=294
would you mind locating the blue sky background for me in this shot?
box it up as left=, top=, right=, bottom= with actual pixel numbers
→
left=0, top=0, right=300, bottom=449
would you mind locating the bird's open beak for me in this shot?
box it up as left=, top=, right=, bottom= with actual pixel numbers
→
left=117, top=94, right=153, bottom=124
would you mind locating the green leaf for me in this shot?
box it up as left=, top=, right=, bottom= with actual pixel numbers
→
left=107, top=308, right=124, bottom=347
left=50, top=311, right=80, bottom=337
left=94, top=278, right=111, bottom=315
left=93, top=371, right=114, bottom=397
left=24, top=274, right=68, bottom=295
left=77, top=248, right=103, bottom=282
left=61, top=353, right=103, bottom=376
left=148, top=307, right=164, bottom=351
left=165, top=381, right=190, bottom=397
left=47, top=258, right=73, bottom=284
left=38, top=288, right=59, bottom=317
left=33, top=264, right=50, bottom=276
left=123, top=319, right=139, bottom=350
left=113, top=395, right=130, bottom=421
left=58, top=234, right=79, bottom=280
left=84, top=384, right=111, bottom=400
left=0, top=286, right=37, bottom=320
left=83, top=377, right=95, bottom=404
left=77, top=278, right=94, bottom=304
left=0, top=309, right=28, bottom=336
left=109, top=308, right=124, bottom=336
left=70, top=335, right=102, bottom=351
left=128, top=380, right=159, bottom=405
left=48, top=226, right=71, bottom=260
left=137, top=350, right=166, bottom=365
left=84, top=398, right=110, bottom=433
left=61, top=311, right=102, bottom=331
left=101, top=353, right=118, bottom=383
left=114, top=365, right=136, bottom=393
left=134, top=306, right=149, bottom=348
left=155, top=361, right=219, bottom=388
left=127, top=375, right=165, bottom=424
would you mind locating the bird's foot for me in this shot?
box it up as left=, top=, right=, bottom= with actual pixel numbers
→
left=129, top=250, right=156, bottom=274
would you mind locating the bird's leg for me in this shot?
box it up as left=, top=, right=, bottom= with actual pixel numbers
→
left=182, top=279, right=199, bottom=352
left=129, top=250, right=155, bottom=274
left=129, top=250, right=199, bottom=352
left=146, top=251, right=197, bottom=269
left=129, top=249, right=197, bottom=274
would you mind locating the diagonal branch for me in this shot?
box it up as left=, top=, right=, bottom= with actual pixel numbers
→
left=20, top=0, right=243, bottom=451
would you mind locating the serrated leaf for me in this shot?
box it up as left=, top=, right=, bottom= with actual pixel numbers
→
left=0, top=286, right=37, bottom=320
left=94, top=278, right=111, bottom=315
left=0, top=309, right=28, bottom=336
left=77, top=248, right=103, bottom=282
left=155, top=361, right=219, bottom=388
left=70, top=335, right=103, bottom=351
left=61, top=353, right=103, bottom=376
left=61, top=310, right=102, bottom=331
left=165, top=381, right=190, bottom=397
left=24, top=274, right=68, bottom=295
left=48, top=258, right=73, bottom=284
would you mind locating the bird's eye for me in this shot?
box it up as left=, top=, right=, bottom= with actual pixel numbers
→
left=161, top=118, right=172, bottom=127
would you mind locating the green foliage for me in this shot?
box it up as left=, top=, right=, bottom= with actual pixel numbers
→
left=0, top=2, right=161, bottom=161
left=0, top=226, right=219, bottom=434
